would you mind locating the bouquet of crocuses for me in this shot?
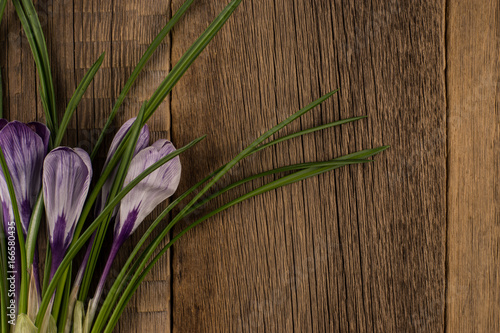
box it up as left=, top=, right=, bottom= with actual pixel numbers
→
left=0, top=0, right=388, bottom=332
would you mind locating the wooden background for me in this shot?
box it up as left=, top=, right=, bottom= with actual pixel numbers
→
left=0, top=0, right=498, bottom=332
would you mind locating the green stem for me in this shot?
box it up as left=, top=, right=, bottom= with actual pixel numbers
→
left=0, top=215, right=9, bottom=333
left=54, top=53, right=105, bottom=147
left=80, top=105, right=146, bottom=302
left=25, top=194, right=43, bottom=270
left=0, top=147, right=28, bottom=313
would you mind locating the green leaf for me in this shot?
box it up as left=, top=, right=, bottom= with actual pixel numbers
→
left=80, top=102, right=147, bottom=303
left=0, top=146, right=28, bottom=313
left=12, top=0, right=57, bottom=134
left=104, top=146, right=388, bottom=332
left=0, top=212, right=8, bottom=333
left=54, top=53, right=105, bottom=147
left=90, top=0, right=195, bottom=160
left=56, top=264, right=72, bottom=332
left=94, top=91, right=342, bottom=330
left=0, top=0, right=6, bottom=118
left=255, top=115, right=367, bottom=153
left=0, top=0, right=6, bottom=22
left=25, top=194, right=44, bottom=273
left=186, top=159, right=371, bottom=216
left=0, top=67, right=3, bottom=119
left=143, top=0, right=243, bottom=122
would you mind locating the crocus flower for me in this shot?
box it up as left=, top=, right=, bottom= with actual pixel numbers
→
left=0, top=120, right=50, bottom=234
left=70, top=118, right=149, bottom=332
left=43, top=147, right=92, bottom=278
left=86, top=139, right=181, bottom=327
left=95, top=117, right=150, bottom=215
left=114, top=139, right=181, bottom=244
left=0, top=120, right=49, bottom=308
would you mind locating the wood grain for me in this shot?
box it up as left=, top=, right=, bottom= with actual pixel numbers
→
left=447, top=1, right=500, bottom=332
left=170, top=0, right=446, bottom=332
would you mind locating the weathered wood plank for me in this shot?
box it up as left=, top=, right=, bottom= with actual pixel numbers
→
left=447, top=1, right=500, bottom=332
left=0, top=0, right=38, bottom=123
left=170, top=0, right=446, bottom=332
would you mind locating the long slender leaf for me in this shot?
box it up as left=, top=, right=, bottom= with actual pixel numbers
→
left=0, top=212, right=8, bottom=333
left=0, top=0, right=6, bottom=22
left=0, top=67, right=3, bottom=119
left=35, top=135, right=206, bottom=326
left=54, top=53, right=105, bottom=147
left=104, top=146, right=389, bottom=333
left=91, top=0, right=195, bottom=159
left=92, top=116, right=368, bottom=331
left=143, top=0, right=243, bottom=122
left=255, top=116, right=367, bottom=153
left=0, top=0, right=6, bottom=118
left=93, top=158, right=367, bottom=331
left=92, top=90, right=338, bottom=330
left=80, top=103, right=146, bottom=303
left=0, top=147, right=28, bottom=313
left=12, top=0, right=57, bottom=133
left=25, top=194, right=43, bottom=270
left=57, top=265, right=72, bottom=333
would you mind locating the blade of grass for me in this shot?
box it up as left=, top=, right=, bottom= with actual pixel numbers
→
left=0, top=147, right=28, bottom=313
left=142, top=0, right=243, bottom=122
left=92, top=157, right=369, bottom=331
left=54, top=53, right=105, bottom=147
left=41, top=248, right=51, bottom=296
left=103, top=147, right=388, bottom=332
left=255, top=116, right=366, bottom=153
left=35, top=135, right=206, bottom=326
left=25, top=194, right=43, bottom=270
left=0, top=0, right=6, bottom=22
left=93, top=91, right=340, bottom=329
left=91, top=0, right=195, bottom=160
left=80, top=103, right=146, bottom=303
left=96, top=102, right=366, bottom=331
left=12, top=0, right=57, bottom=133
left=0, top=0, right=6, bottom=118
left=0, top=214, right=8, bottom=333
left=57, top=264, right=72, bottom=333
left=185, top=159, right=371, bottom=216
left=0, top=68, right=3, bottom=119
left=51, top=266, right=69, bottom=321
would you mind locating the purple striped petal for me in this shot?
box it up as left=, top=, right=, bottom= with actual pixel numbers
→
left=114, top=139, right=181, bottom=243
left=0, top=121, right=47, bottom=234
left=104, top=117, right=150, bottom=169
left=95, top=118, right=150, bottom=216
left=27, top=122, right=50, bottom=154
left=43, top=147, right=92, bottom=273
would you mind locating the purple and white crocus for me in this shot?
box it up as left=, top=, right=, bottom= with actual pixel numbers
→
left=0, top=120, right=49, bottom=234
left=87, top=139, right=181, bottom=325
left=113, top=139, right=181, bottom=245
left=43, top=147, right=92, bottom=278
left=0, top=120, right=50, bottom=307
left=67, top=118, right=150, bottom=330
left=95, top=117, right=150, bottom=216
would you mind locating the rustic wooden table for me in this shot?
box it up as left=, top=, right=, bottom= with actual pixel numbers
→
left=1, top=0, right=498, bottom=332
